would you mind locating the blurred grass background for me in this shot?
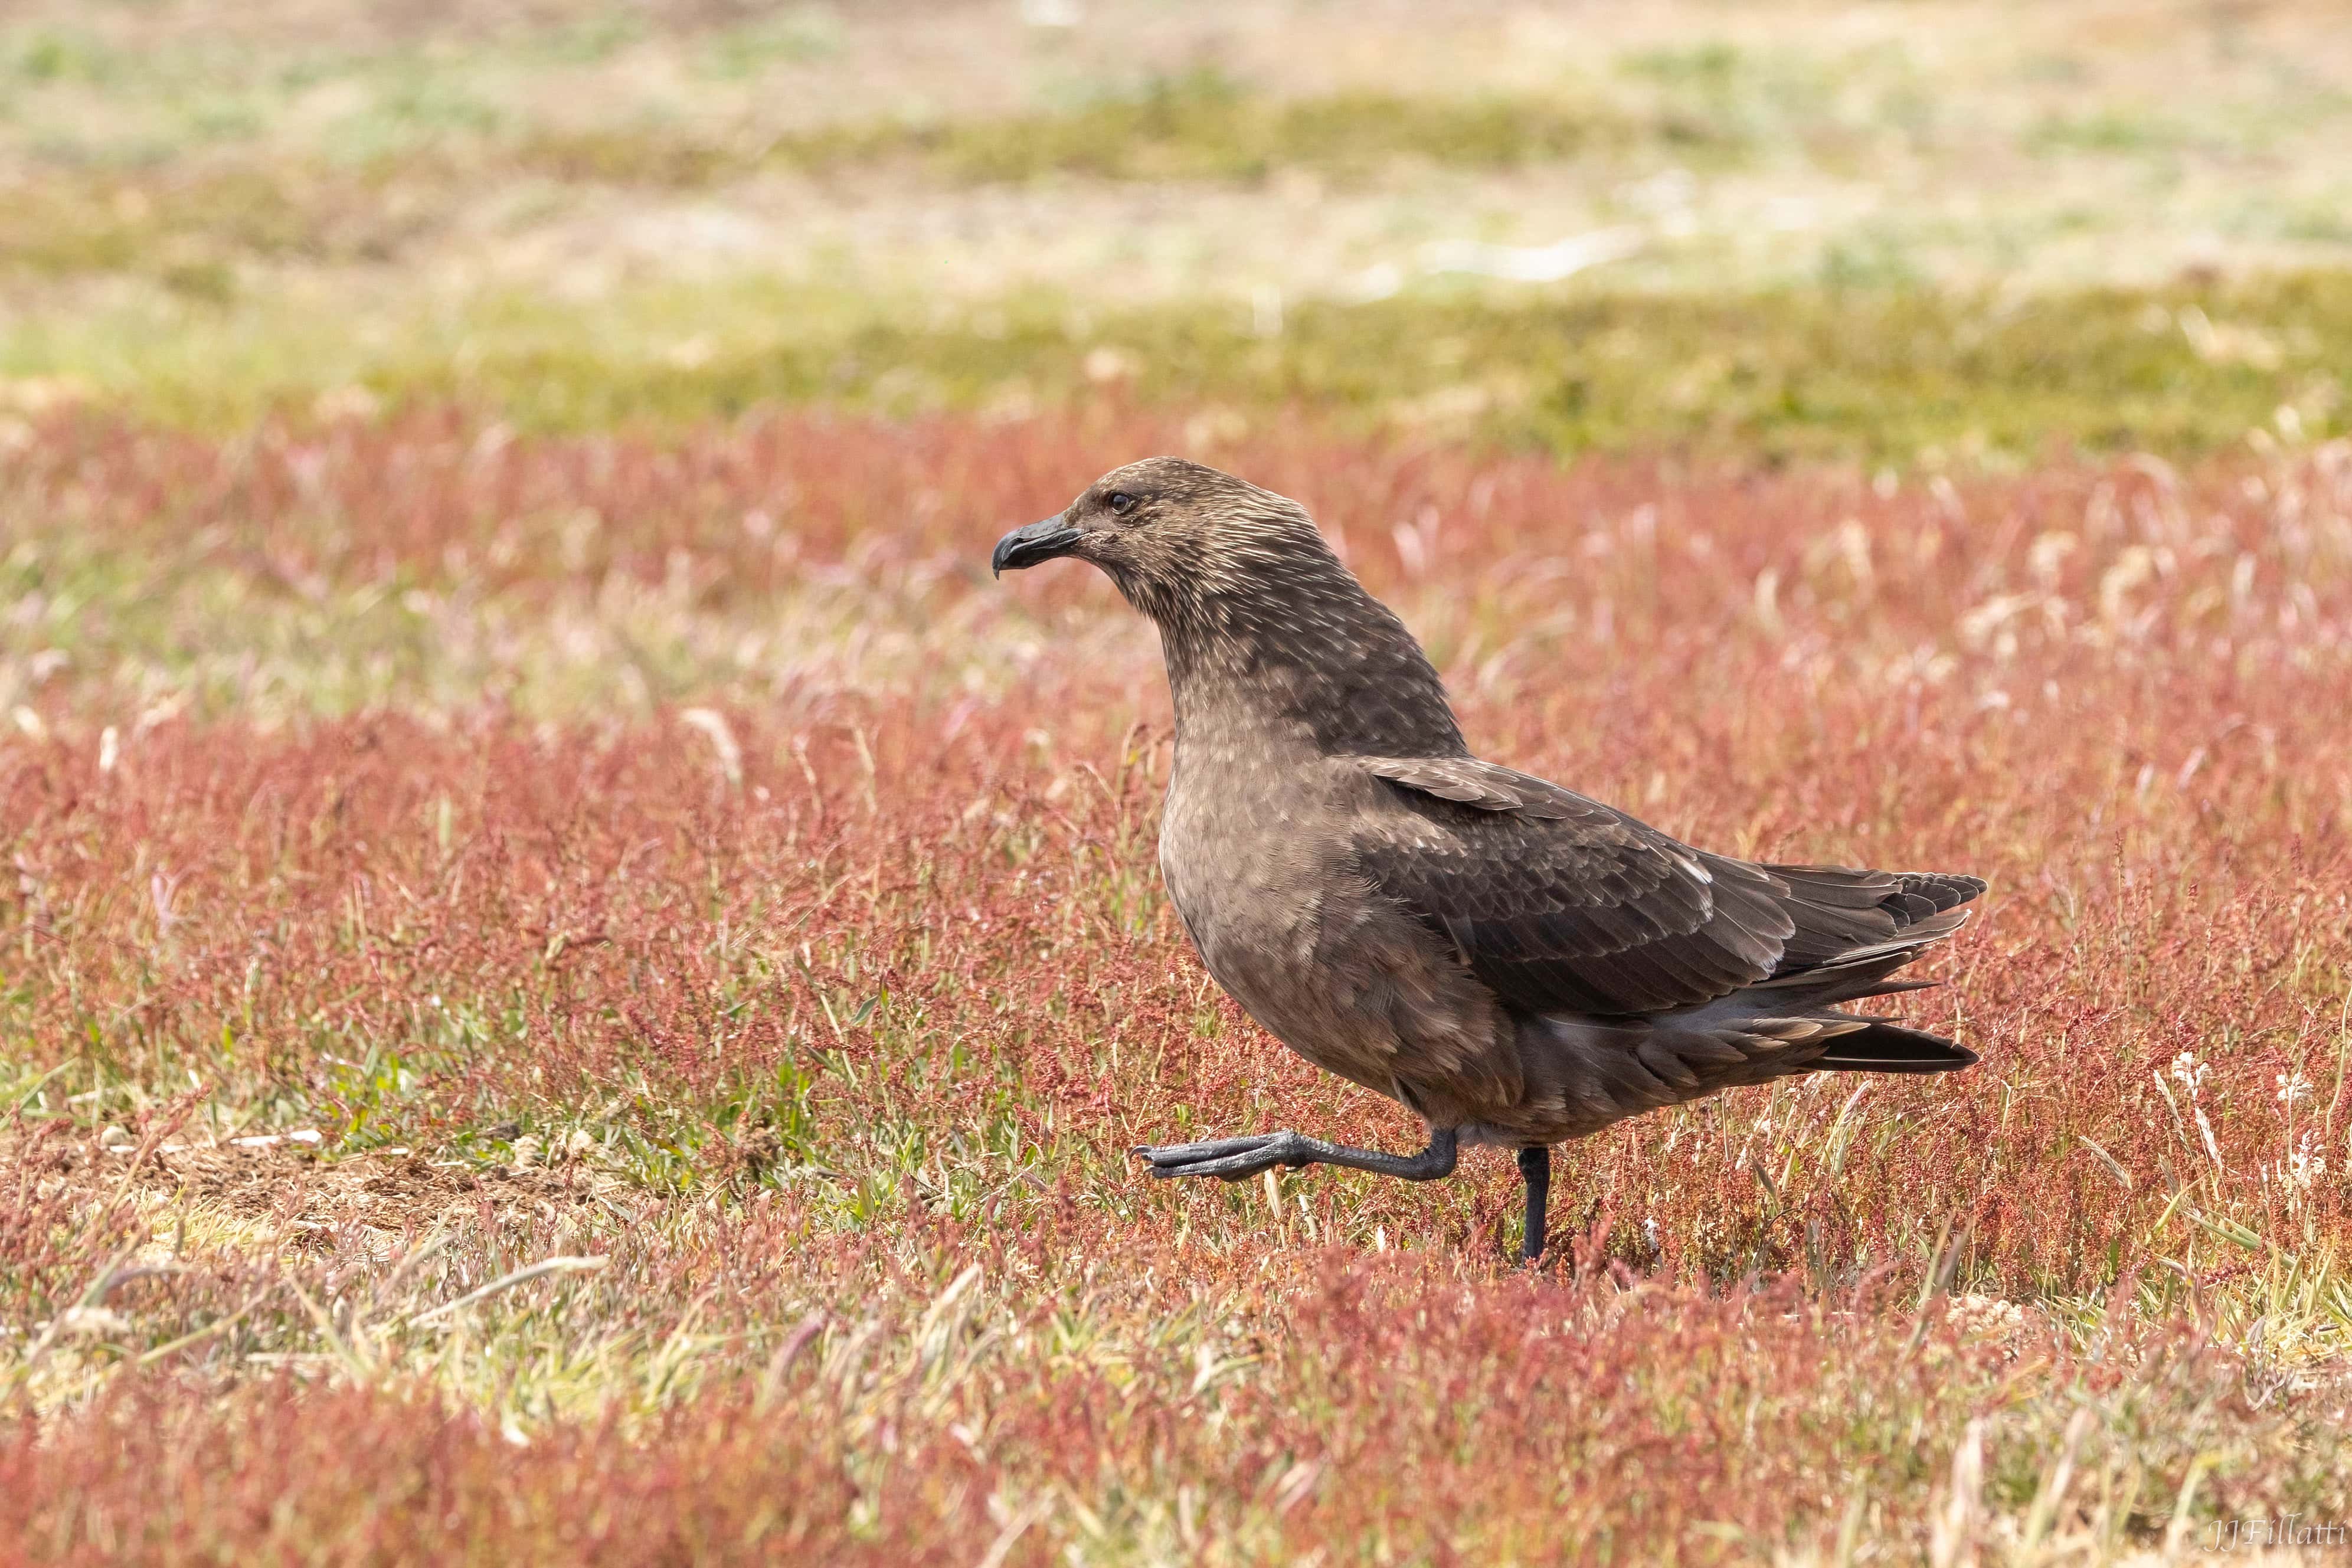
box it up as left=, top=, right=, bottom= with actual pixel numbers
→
left=4, top=0, right=2349, bottom=460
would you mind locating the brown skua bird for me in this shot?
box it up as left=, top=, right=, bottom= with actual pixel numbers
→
left=993, top=459, right=1983, bottom=1260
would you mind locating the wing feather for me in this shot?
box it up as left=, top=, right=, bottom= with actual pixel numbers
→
left=1353, top=756, right=1780, bottom=1014
left=1351, top=755, right=1979, bottom=1018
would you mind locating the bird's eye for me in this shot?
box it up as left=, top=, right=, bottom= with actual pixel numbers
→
left=1105, top=491, right=1137, bottom=516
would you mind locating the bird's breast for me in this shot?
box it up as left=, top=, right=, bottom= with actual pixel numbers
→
left=1155, top=747, right=1523, bottom=1118
left=1157, top=746, right=1331, bottom=991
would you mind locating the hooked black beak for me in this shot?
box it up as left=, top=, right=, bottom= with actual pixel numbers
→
left=991, top=517, right=1082, bottom=578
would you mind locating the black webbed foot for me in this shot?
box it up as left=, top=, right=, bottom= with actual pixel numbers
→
left=1134, top=1127, right=1460, bottom=1183
left=1134, top=1132, right=1314, bottom=1181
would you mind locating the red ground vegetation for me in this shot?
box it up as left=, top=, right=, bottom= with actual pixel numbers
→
left=10, top=402, right=2348, bottom=616
left=4, top=1263, right=2336, bottom=1566
left=4, top=413, right=2350, bottom=1559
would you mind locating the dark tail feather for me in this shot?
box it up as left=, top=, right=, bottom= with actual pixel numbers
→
left=1893, top=872, right=1987, bottom=915
left=1810, top=1019, right=1977, bottom=1075
left=1746, top=906, right=1971, bottom=1010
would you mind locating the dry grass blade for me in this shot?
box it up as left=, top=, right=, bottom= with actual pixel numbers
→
left=408, top=1258, right=613, bottom=1328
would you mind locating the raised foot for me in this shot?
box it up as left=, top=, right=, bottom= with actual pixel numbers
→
left=1134, top=1131, right=1313, bottom=1181
left=1133, top=1126, right=1460, bottom=1184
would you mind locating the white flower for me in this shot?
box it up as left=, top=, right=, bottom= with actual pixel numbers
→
left=2287, top=1130, right=2327, bottom=1191
left=2275, top=1071, right=2314, bottom=1107
left=2170, top=1052, right=2210, bottom=1096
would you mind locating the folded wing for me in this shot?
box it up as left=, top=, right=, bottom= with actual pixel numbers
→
left=1351, top=755, right=1981, bottom=1018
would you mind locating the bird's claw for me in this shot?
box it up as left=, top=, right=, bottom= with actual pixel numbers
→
left=1134, top=1131, right=1308, bottom=1181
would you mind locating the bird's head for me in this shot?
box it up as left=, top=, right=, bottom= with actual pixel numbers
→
left=991, top=457, right=1330, bottom=618
left=993, top=456, right=1463, bottom=749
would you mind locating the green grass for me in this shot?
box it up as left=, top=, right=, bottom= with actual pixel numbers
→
left=0, top=72, right=1725, bottom=293
left=518, top=69, right=1724, bottom=188
left=13, top=269, right=2346, bottom=464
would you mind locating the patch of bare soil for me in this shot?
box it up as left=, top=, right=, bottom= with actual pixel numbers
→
left=4, top=1122, right=628, bottom=1242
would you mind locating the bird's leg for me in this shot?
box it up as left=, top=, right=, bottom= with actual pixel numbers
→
left=1136, top=1125, right=1458, bottom=1183
left=1517, top=1145, right=1551, bottom=1262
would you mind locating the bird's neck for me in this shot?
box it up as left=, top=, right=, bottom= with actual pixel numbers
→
left=1149, top=573, right=1468, bottom=760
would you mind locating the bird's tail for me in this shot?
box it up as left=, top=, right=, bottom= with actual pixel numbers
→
left=1743, top=904, right=1972, bottom=1009
left=1806, top=1017, right=1977, bottom=1074
left=1658, top=901, right=1980, bottom=1075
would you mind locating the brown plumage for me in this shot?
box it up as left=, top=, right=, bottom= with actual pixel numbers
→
left=993, top=457, right=1984, bottom=1259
